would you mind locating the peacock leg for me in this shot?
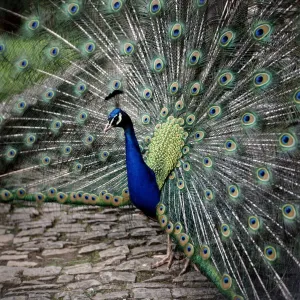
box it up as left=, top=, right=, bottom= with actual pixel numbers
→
left=179, top=258, right=200, bottom=276
left=151, top=235, right=174, bottom=269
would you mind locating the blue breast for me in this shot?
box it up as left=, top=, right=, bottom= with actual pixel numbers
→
left=124, top=125, right=160, bottom=218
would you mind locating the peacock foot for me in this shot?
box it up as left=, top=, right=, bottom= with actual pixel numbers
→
left=179, top=258, right=200, bottom=276
left=151, top=235, right=175, bottom=269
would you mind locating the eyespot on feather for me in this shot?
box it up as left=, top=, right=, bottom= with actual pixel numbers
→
left=166, top=221, right=174, bottom=234
left=264, top=246, right=277, bottom=261
left=28, top=19, right=40, bottom=31
left=57, top=192, right=68, bottom=204
left=200, top=245, right=211, bottom=260
left=293, top=89, right=300, bottom=105
left=16, top=188, right=26, bottom=199
left=187, top=50, right=202, bottom=66
left=34, top=193, right=45, bottom=204
left=203, top=157, right=213, bottom=168
left=67, top=3, right=80, bottom=15
left=228, top=185, right=240, bottom=199
left=157, top=203, right=166, bottom=215
left=204, top=189, right=214, bottom=201
left=253, top=23, right=272, bottom=41
left=190, top=82, right=202, bottom=96
left=184, top=243, right=194, bottom=257
left=194, top=130, right=205, bottom=142
left=151, top=57, right=165, bottom=73
left=111, top=0, right=123, bottom=12
left=279, top=133, right=296, bottom=150
left=170, top=23, right=183, bottom=40
left=282, top=204, right=296, bottom=220
left=253, top=72, right=271, bottom=88
left=221, top=274, right=232, bottom=290
left=224, top=139, right=237, bottom=152
left=178, top=233, right=189, bottom=246
left=241, top=112, right=256, bottom=127
left=221, top=224, right=231, bottom=237
left=1, top=190, right=12, bottom=201
left=141, top=88, right=153, bottom=100
left=47, top=187, right=57, bottom=198
left=141, top=114, right=151, bottom=125
left=219, top=30, right=234, bottom=47
left=218, top=71, right=234, bottom=87
left=208, top=105, right=221, bottom=118
left=174, top=222, right=183, bottom=235
left=149, top=0, right=164, bottom=16
left=256, top=167, right=270, bottom=182
left=158, top=214, right=168, bottom=228
left=169, top=82, right=180, bottom=95
left=248, top=216, right=260, bottom=231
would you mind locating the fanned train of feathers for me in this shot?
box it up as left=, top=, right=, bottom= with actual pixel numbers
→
left=0, top=0, right=300, bottom=299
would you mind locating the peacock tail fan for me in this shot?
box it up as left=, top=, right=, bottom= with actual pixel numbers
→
left=0, top=0, right=300, bottom=299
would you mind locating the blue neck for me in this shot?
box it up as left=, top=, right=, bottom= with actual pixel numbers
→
left=124, top=123, right=160, bottom=217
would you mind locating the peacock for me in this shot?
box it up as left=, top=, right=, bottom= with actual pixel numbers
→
left=0, top=0, right=300, bottom=299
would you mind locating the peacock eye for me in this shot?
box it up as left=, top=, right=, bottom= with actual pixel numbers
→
left=256, top=167, right=270, bottom=182
left=18, top=59, right=29, bottom=69
left=123, top=42, right=134, bottom=55
left=175, top=99, right=184, bottom=111
left=7, top=148, right=17, bottom=158
left=111, top=0, right=123, bottom=12
left=279, top=133, right=296, bottom=149
left=85, top=42, right=95, bottom=53
left=241, top=112, right=256, bottom=127
left=197, top=0, right=207, bottom=7
left=190, top=82, right=202, bottom=96
left=219, top=31, right=234, bottom=47
left=76, top=82, right=87, bottom=94
left=170, top=23, right=183, bottom=40
left=188, top=50, right=202, bottom=66
left=218, top=72, right=234, bottom=86
left=204, top=189, right=213, bottom=200
left=152, top=57, right=165, bottom=73
left=50, top=47, right=59, bottom=57
left=169, top=82, right=179, bottom=95
left=28, top=20, right=39, bottom=30
left=203, top=156, right=212, bottom=168
left=221, top=224, right=231, bottom=237
left=224, top=139, right=237, bottom=152
left=282, top=204, right=296, bottom=220
left=0, top=44, right=5, bottom=53
left=293, top=90, right=300, bottom=104
left=68, top=3, right=80, bottom=15
left=149, top=0, right=163, bottom=15
left=254, top=72, right=271, bottom=88
left=264, top=246, right=277, bottom=261
left=200, top=245, right=211, bottom=259
left=253, top=23, right=272, bottom=41
left=141, top=114, right=151, bottom=125
left=208, top=105, right=221, bottom=118
left=248, top=216, right=260, bottom=230
left=142, top=88, right=152, bottom=100
left=176, top=178, right=185, bottom=189
left=112, top=80, right=122, bottom=90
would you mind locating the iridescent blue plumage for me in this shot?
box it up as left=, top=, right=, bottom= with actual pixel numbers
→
left=105, top=108, right=160, bottom=217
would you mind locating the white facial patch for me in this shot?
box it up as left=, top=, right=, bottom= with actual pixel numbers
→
left=116, top=113, right=122, bottom=125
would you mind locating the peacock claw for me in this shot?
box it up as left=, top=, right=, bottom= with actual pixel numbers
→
left=151, top=235, right=174, bottom=269
left=179, top=258, right=200, bottom=276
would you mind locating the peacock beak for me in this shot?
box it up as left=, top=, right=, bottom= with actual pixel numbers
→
left=104, top=122, right=113, bottom=133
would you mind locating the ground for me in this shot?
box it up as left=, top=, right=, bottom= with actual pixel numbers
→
left=0, top=202, right=224, bottom=300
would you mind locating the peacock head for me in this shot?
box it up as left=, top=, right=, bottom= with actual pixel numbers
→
left=104, top=108, right=131, bottom=133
